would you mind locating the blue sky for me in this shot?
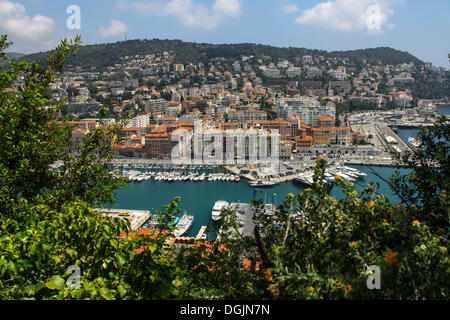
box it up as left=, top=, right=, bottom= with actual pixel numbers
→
left=1, top=0, right=449, bottom=68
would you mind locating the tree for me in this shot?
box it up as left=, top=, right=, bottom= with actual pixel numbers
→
left=0, top=35, right=176, bottom=300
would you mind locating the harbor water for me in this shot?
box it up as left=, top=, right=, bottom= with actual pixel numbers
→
left=110, top=109, right=448, bottom=238
left=110, top=165, right=409, bottom=238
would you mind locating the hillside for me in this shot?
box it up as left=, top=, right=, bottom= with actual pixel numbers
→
left=18, top=39, right=423, bottom=70
left=5, top=52, right=26, bottom=59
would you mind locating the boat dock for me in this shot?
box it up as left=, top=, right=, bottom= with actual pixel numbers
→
left=377, top=124, right=414, bottom=154
left=195, top=226, right=207, bottom=240
left=95, top=208, right=150, bottom=231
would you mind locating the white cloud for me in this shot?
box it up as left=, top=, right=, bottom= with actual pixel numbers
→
left=0, top=0, right=55, bottom=52
left=99, top=20, right=129, bottom=38
left=115, top=0, right=242, bottom=30
left=295, top=0, right=396, bottom=33
left=281, top=4, right=298, bottom=14
left=213, top=0, right=242, bottom=18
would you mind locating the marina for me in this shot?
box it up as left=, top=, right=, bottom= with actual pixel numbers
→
left=109, top=164, right=411, bottom=239
left=100, top=126, right=431, bottom=240
left=111, top=164, right=241, bottom=184
left=293, top=165, right=367, bottom=186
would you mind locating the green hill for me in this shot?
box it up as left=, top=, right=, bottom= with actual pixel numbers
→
left=18, top=39, right=424, bottom=70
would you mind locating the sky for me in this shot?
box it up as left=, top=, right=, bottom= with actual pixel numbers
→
left=0, top=0, right=449, bottom=68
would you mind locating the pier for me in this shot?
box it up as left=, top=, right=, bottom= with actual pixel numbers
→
left=377, top=124, right=414, bottom=154
left=95, top=208, right=150, bottom=231
left=195, top=226, right=207, bottom=240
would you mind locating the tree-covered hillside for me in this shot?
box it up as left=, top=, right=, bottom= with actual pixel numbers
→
left=329, top=47, right=423, bottom=66
left=18, top=39, right=424, bottom=70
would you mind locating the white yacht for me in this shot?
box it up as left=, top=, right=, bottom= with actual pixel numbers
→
left=408, top=137, right=421, bottom=152
left=211, top=200, right=230, bottom=221
left=249, top=180, right=277, bottom=187
left=174, top=213, right=194, bottom=237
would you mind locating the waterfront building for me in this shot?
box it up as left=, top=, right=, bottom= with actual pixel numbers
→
left=295, top=136, right=313, bottom=149
left=280, top=141, right=293, bottom=160
left=114, top=143, right=146, bottom=158
left=246, top=119, right=292, bottom=141
left=145, top=133, right=171, bottom=159
left=332, top=127, right=351, bottom=146
left=312, top=128, right=332, bottom=145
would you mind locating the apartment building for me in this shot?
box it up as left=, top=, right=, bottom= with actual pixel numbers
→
left=145, top=133, right=171, bottom=159
left=312, top=128, right=332, bottom=145
left=228, top=109, right=267, bottom=123
left=246, top=120, right=292, bottom=141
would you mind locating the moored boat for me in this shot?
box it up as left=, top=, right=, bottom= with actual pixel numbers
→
left=174, top=213, right=194, bottom=237
left=211, top=200, right=230, bottom=221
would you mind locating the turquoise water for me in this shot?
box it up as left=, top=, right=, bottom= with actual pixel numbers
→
left=111, top=108, right=450, bottom=238
left=396, top=104, right=449, bottom=148
left=396, top=127, right=419, bottom=146
left=110, top=165, right=408, bottom=237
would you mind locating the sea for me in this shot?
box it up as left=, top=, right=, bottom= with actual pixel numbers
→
left=110, top=106, right=448, bottom=238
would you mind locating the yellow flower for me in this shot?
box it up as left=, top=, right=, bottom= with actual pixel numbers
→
left=287, top=193, right=295, bottom=199
left=439, top=190, right=446, bottom=199
left=267, top=284, right=279, bottom=296
left=264, top=268, right=274, bottom=283
left=316, top=157, right=323, bottom=163
left=335, top=280, right=342, bottom=286
left=305, top=286, right=314, bottom=292
left=384, top=251, right=399, bottom=266
left=335, top=175, right=342, bottom=181
left=412, top=220, right=420, bottom=227
left=345, top=284, right=353, bottom=291
left=369, top=201, right=375, bottom=208
left=305, top=188, right=312, bottom=192
left=350, top=241, right=358, bottom=247
left=172, top=279, right=182, bottom=287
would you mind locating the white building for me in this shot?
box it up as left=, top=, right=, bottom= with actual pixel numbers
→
left=286, top=67, right=302, bottom=78
left=126, top=114, right=151, bottom=128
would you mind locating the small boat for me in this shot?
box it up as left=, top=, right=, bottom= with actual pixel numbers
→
left=249, top=180, right=277, bottom=187
left=211, top=200, right=229, bottom=221
left=235, top=176, right=240, bottom=182
left=293, top=175, right=313, bottom=186
left=408, top=137, right=421, bottom=152
left=174, top=213, right=194, bottom=237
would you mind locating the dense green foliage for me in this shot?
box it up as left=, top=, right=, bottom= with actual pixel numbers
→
left=18, top=39, right=422, bottom=71
left=328, top=47, right=423, bottom=67
left=0, top=36, right=448, bottom=300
